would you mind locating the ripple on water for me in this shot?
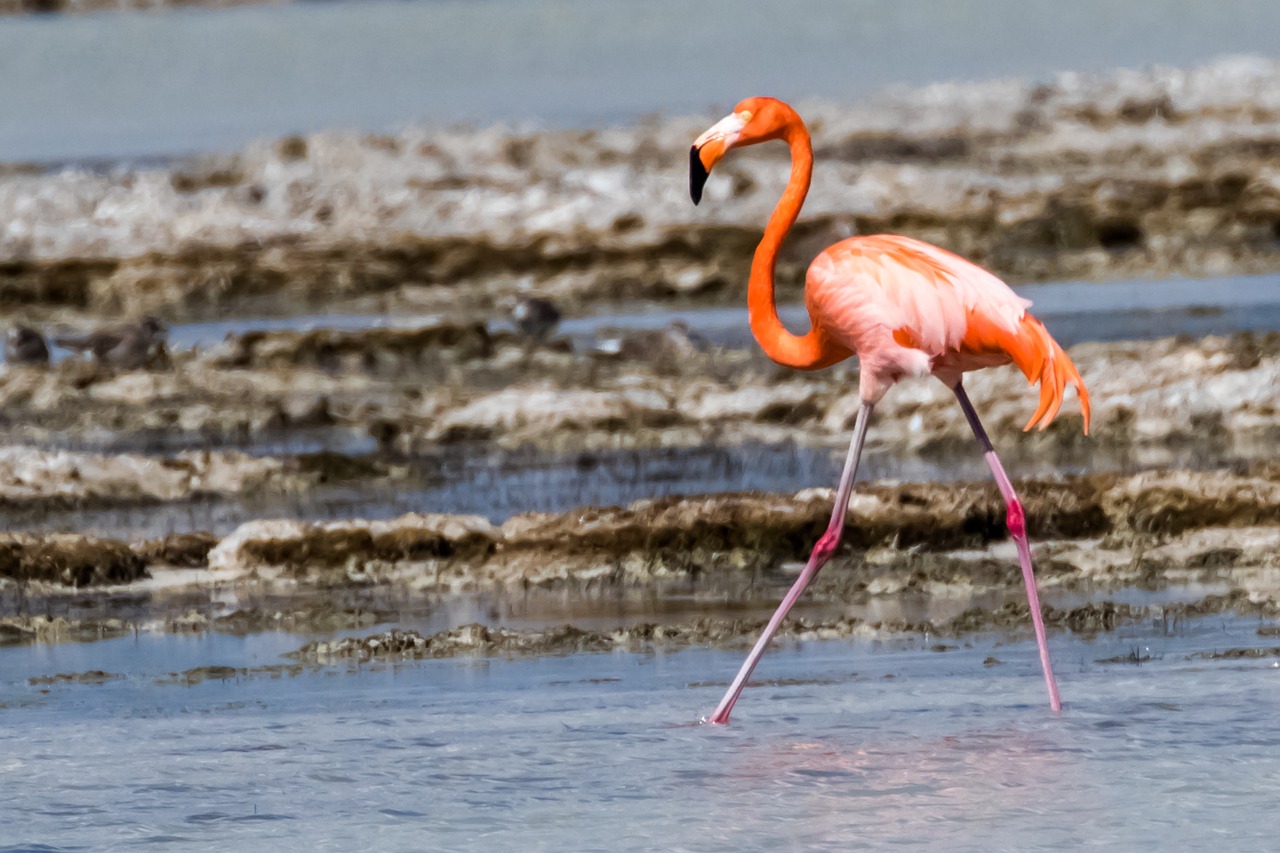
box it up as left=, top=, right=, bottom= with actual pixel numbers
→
left=3, top=616, right=1279, bottom=849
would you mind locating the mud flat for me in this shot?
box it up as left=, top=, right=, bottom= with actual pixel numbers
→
left=0, top=325, right=1270, bottom=553
left=3, top=465, right=1279, bottom=656
left=0, top=325, right=1270, bottom=544
left=0, top=445, right=300, bottom=505
left=2, top=58, right=1280, bottom=323
left=0, top=325, right=1273, bottom=472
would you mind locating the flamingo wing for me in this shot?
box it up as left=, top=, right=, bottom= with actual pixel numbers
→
left=808, top=234, right=1091, bottom=433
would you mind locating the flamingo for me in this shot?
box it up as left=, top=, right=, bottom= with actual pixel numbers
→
left=689, top=97, right=1091, bottom=724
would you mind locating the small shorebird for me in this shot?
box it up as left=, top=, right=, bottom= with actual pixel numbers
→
left=511, top=295, right=562, bottom=342
left=54, top=316, right=168, bottom=370
left=689, top=97, right=1090, bottom=723
left=5, top=326, right=50, bottom=365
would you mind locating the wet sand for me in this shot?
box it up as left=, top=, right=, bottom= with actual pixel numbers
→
left=4, top=461, right=1279, bottom=661
left=0, top=324, right=1273, bottom=467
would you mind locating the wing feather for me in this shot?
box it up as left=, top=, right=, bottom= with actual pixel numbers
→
left=810, top=234, right=1090, bottom=434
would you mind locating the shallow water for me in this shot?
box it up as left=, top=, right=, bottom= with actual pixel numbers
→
left=4, top=0, right=1280, bottom=161
left=153, top=272, right=1280, bottom=355
left=1, top=615, right=1277, bottom=850
left=0, top=442, right=989, bottom=540
left=9, top=431, right=1231, bottom=542
left=556, top=273, right=1280, bottom=352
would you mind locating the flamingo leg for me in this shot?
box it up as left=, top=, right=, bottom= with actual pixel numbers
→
left=704, top=401, right=874, bottom=725
left=953, top=383, right=1062, bottom=712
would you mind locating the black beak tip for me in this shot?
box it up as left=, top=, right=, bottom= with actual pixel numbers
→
left=689, top=146, right=709, bottom=205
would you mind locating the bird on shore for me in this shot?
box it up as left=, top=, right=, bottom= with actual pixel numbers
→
left=690, top=97, right=1090, bottom=724
left=511, top=295, right=562, bottom=342
left=54, top=316, right=168, bottom=370
left=5, top=325, right=50, bottom=366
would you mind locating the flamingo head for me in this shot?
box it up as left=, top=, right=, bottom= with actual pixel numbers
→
left=689, top=97, right=797, bottom=204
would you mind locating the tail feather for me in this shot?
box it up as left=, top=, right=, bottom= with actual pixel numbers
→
left=956, top=309, right=1090, bottom=434
left=1012, top=315, right=1090, bottom=435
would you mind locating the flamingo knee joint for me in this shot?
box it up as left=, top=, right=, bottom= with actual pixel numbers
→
left=1005, top=498, right=1027, bottom=539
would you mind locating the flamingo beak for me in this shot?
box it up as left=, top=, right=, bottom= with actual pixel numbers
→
left=690, top=112, right=747, bottom=205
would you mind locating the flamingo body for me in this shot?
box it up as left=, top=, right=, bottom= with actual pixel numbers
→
left=689, top=96, right=1092, bottom=723
left=805, top=233, right=1091, bottom=430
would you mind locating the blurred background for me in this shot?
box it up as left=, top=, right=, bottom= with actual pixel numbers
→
left=3, top=0, right=1280, bottom=160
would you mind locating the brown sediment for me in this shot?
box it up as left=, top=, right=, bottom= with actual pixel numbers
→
left=0, top=465, right=1277, bottom=596
left=210, top=322, right=494, bottom=372
left=282, top=594, right=1279, bottom=663
left=198, top=483, right=1079, bottom=591
left=5, top=586, right=1270, bottom=662
left=28, top=670, right=123, bottom=685
left=0, top=329, right=1272, bottom=472
left=4, top=60, right=1280, bottom=322
left=213, top=514, right=497, bottom=580
left=286, top=618, right=882, bottom=663
left=198, top=468, right=1280, bottom=593
left=1103, top=470, right=1280, bottom=536
left=153, top=662, right=310, bottom=684
left=1095, top=650, right=1153, bottom=665
left=0, top=534, right=146, bottom=586
left=291, top=624, right=619, bottom=661
left=134, top=533, right=219, bottom=568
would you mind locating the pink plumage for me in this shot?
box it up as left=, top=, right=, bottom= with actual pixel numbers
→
left=808, top=234, right=1090, bottom=430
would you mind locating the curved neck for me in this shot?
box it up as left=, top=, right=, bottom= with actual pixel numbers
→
left=748, top=122, right=842, bottom=370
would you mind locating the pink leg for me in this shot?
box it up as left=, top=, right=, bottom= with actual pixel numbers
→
left=954, top=384, right=1062, bottom=712
left=704, top=401, right=874, bottom=725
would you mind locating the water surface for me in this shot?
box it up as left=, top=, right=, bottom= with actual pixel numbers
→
left=1, top=615, right=1277, bottom=850
left=4, top=0, right=1280, bottom=161
left=160, top=272, right=1280, bottom=354
left=553, top=274, right=1280, bottom=352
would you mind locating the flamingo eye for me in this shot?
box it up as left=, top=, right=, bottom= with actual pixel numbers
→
left=738, top=110, right=753, bottom=123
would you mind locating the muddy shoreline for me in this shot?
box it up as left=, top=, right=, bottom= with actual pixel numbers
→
left=3, top=465, right=1279, bottom=656
left=0, top=327, right=1272, bottom=468
left=4, top=326, right=1277, bottom=661
left=0, top=326, right=1270, bottom=542
left=2, top=59, right=1280, bottom=324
